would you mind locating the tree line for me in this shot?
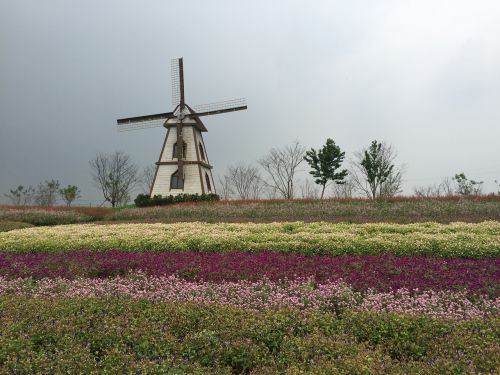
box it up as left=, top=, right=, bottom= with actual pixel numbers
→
left=4, top=182, right=81, bottom=207
left=219, top=139, right=405, bottom=200
left=4, top=141, right=498, bottom=206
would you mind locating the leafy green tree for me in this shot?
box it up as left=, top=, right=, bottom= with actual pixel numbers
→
left=59, top=185, right=81, bottom=206
left=453, top=173, right=483, bottom=196
left=358, top=140, right=394, bottom=199
left=304, top=138, right=348, bottom=199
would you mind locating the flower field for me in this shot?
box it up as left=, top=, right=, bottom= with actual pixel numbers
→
left=0, top=204, right=499, bottom=372
left=1, top=251, right=498, bottom=296
left=1, top=221, right=499, bottom=257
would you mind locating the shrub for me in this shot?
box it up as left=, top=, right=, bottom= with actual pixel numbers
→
left=0, top=207, right=91, bottom=226
left=0, top=297, right=498, bottom=373
left=134, top=193, right=220, bottom=207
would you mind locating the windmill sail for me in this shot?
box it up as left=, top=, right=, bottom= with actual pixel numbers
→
left=117, top=112, right=174, bottom=132
left=171, top=57, right=184, bottom=108
left=192, top=98, right=247, bottom=117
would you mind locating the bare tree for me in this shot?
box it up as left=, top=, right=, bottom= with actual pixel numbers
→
left=227, top=163, right=263, bottom=200
left=217, top=175, right=234, bottom=200
left=438, top=177, right=454, bottom=196
left=414, top=184, right=441, bottom=197
left=90, top=151, right=139, bottom=207
left=4, top=185, right=35, bottom=205
left=331, top=178, right=356, bottom=198
left=350, top=141, right=403, bottom=199
left=141, top=164, right=156, bottom=194
left=299, top=179, right=319, bottom=199
left=258, top=141, right=306, bottom=199
left=380, top=167, right=404, bottom=198
left=263, top=185, right=280, bottom=199
left=34, top=180, right=60, bottom=206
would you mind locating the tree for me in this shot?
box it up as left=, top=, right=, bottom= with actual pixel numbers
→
left=34, top=180, right=60, bottom=206
left=258, top=141, right=306, bottom=199
left=217, top=175, right=234, bottom=200
left=413, top=184, right=441, bottom=198
left=90, top=151, right=139, bottom=207
left=299, top=179, right=319, bottom=199
left=495, top=180, right=500, bottom=195
left=227, top=163, right=263, bottom=200
left=4, top=185, right=35, bottom=206
left=141, top=165, right=156, bottom=194
left=351, top=140, right=403, bottom=199
left=453, top=173, right=483, bottom=196
left=331, top=179, right=356, bottom=198
left=304, top=138, right=348, bottom=199
left=59, top=185, right=81, bottom=207
left=414, top=177, right=455, bottom=198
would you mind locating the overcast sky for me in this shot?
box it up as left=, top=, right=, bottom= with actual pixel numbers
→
left=1, top=0, right=499, bottom=204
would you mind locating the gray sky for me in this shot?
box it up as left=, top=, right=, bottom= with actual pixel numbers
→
left=1, top=0, right=499, bottom=204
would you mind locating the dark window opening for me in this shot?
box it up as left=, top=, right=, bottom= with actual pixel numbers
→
left=170, top=170, right=184, bottom=189
left=205, top=172, right=212, bottom=192
left=173, top=141, right=187, bottom=159
left=199, top=142, right=205, bottom=161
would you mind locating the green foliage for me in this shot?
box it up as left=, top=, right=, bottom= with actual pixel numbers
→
left=0, top=221, right=34, bottom=232
left=304, top=138, right=348, bottom=199
left=0, top=297, right=498, bottom=374
left=361, top=140, right=394, bottom=199
left=59, top=185, right=81, bottom=207
left=454, top=173, right=483, bottom=196
left=134, top=193, right=220, bottom=207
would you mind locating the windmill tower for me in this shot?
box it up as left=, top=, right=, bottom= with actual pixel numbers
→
left=117, top=58, right=247, bottom=196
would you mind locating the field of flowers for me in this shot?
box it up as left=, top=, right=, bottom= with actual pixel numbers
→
left=0, top=221, right=499, bottom=257
left=0, top=201, right=499, bottom=373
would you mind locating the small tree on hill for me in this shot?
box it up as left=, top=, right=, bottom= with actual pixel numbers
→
left=453, top=173, right=483, bottom=196
left=259, top=141, right=305, bottom=199
left=227, top=163, right=263, bottom=200
left=351, top=140, right=403, bottom=199
left=4, top=185, right=35, bottom=205
left=304, top=138, right=348, bottom=199
left=90, top=151, right=139, bottom=207
left=59, top=185, right=81, bottom=206
left=141, top=164, right=156, bottom=194
left=34, top=180, right=60, bottom=206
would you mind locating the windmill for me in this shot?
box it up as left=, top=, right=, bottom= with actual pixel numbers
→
left=117, top=58, right=247, bottom=196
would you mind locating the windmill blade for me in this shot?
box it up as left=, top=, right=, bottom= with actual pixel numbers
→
left=171, top=57, right=185, bottom=107
left=192, top=98, right=247, bottom=117
left=116, top=112, right=174, bottom=132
